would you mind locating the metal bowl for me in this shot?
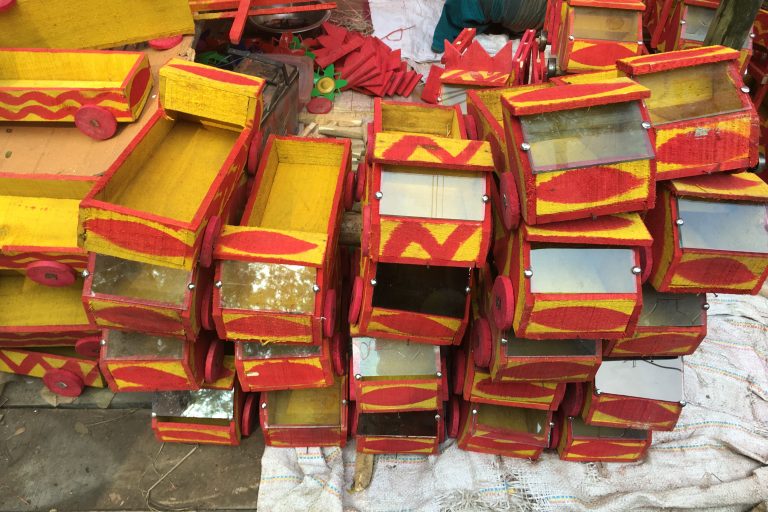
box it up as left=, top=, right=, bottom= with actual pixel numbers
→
left=249, top=2, right=332, bottom=34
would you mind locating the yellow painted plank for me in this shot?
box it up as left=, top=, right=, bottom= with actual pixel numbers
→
left=0, top=196, right=80, bottom=249
left=0, top=274, right=88, bottom=328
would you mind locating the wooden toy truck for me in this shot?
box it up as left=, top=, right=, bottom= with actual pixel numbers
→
left=604, top=285, right=707, bottom=357
left=350, top=337, right=447, bottom=412
left=556, top=0, right=646, bottom=74
left=556, top=415, right=651, bottom=462
left=500, top=79, right=656, bottom=225
left=616, top=47, right=758, bottom=181
left=260, top=375, right=348, bottom=448
left=152, top=357, right=257, bottom=445
left=0, top=174, right=95, bottom=286
left=645, top=172, right=768, bottom=293
left=210, top=136, right=351, bottom=344
left=352, top=403, right=445, bottom=455
left=78, top=59, right=265, bottom=271
left=490, top=214, right=652, bottom=340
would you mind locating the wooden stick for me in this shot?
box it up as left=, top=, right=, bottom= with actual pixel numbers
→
left=703, top=0, right=761, bottom=49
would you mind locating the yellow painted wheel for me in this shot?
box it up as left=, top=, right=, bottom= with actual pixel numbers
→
left=316, top=76, right=336, bottom=95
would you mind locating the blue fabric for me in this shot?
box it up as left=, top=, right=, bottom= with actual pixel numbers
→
left=431, top=0, right=487, bottom=53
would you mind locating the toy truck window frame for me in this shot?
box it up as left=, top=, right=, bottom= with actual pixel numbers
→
left=675, top=197, right=768, bottom=254
left=352, top=337, right=440, bottom=380
left=569, top=4, right=641, bottom=42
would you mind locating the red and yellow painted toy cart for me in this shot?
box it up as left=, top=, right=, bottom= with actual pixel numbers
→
left=352, top=403, right=445, bottom=455
left=78, top=59, right=265, bottom=271
left=490, top=214, right=652, bottom=339
left=260, top=375, right=348, bottom=448
left=0, top=49, right=152, bottom=140
left=603, top=285, right=707, bottom=357
left=500, top=79, right=656, bottom=225
left=211, top=136, right=351, bottom=343
left=645, top=172, right=768, bottom=293
left=555, top=415, right=651, bottom=462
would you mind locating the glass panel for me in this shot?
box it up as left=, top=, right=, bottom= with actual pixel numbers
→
left=505, top=337, right=597, bottom=357
left=371, top=263, right=469, bottom=318
left=219, top=261, right=316, bottom=313
left=353, top=337, right=439, bottom=378
left=635, top=62, right=746, bottom=125
left=105, top=330, right=184, bottom=359
left=153, top=389, right=233, bottom=420
left=476, top=404, right=547, bottom=434
left=570, top=416, right=648, bottom=439
left=269, top=379, right=341, bottom=426
left=683, top=5, right=714, bottom=42
left=638, top=285, right=704, bottom=327
left=379, top=166, right=485, bottom=221
left=677, top=198, right=768, bottom=253
left=90, top=255, right=189, bottom=305
left=520, top=102, right=653, bottom=172
left=595, top=358, right=683, bottom=402
left=572, top=6, right=639, bottom=42
left=357, top=410, right=436, bottom=437
left=240, top=342, right=321, bottom=359
left=529, top=246, right=637, bottom=293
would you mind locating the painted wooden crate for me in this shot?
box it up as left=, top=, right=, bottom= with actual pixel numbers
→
left=490, top=213, right=652, bottom=339
left=82, top=253, right=209, bottom=341
left=211, top=136, right=350, bottom=343
left=0, top=174, right=95, bottom=286
left=152, top=356, right=256, bottom=446
left=374, top=99, right=467, bottom=139
left=617, top=46, right=758, bottom=180
left=456, top=399, right=552, bottom=457
left=579, top=358, right=686, bottom=431
left=453, top=347, right=566, bottom=411
left=0, top=49, right=152, bottom=140
left=350, top=337, right=447, bottom=412
left=260, top=375, right=348, bottom=448
left=78, top=59, right=265, bottom=270
left=645, top=172, right=768, bottom=293
left=556, top=415, right=651, bottom=462
left=556, top=0, right=646, bottom=73
left=235, top=336, right=344, bottom=392
left=604, top=285, right=707, bottom=357
left=352, top=402, right=444, bottom=455
left=501, top=79, right=656, bottom=225
left=99, top=330, right=227, bottom=392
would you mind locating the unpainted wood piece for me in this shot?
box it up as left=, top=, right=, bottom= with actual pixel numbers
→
left=703, top=0, right=762, bottom=49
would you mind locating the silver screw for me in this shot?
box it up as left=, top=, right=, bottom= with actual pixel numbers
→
left=641, top=121, right=651, bottom=129
left=523, top=269, right=533, bottom=278
left=741, top=86, right=750, bottom=94
left=151, top=412, right=157, bottom=417
left=465, top=286, right=471, bottom=294
left=501, top=337, right=508, bottom=344
left=342, top=399, right=348, bottom=405
left=355, top=373, right=362, bottom=380
left=703, top=303, right=710, bottom=310
left=100, top=339, right=106, bottom=346
left=482, top=194, right=489, bottom=203
left=187, top=283, right=195, bottom=290
left=549, top=421, right=555, bottom=427
left=676, top=218, right=684, bottom=226
left=637, top=40, right=644, bottom=45
left=632, top=266, right=642, bottom=275
left=312, top=284, right=320, bottom=293
left=215, top=280, right=223, bottom=288
left=679, top=400, right=687, bottom=407
left=520, top=142, right=531, bottom=151
left=375, top=191, right=383, bottom=200
left=435, top=414, right=441, bottom=421
left=568, top=35, right=574, bottom=40
left=82, top=270, right=90, bottom=278
left=261, top=402, right=267, bottom=409
left=370, top=279, right=377, bottom=286
left=750, top=33, right=756, bottom=39
left=471, top=409, right=478, bottom=415
left=436, top=372, right=442, bottom=378
left=680, top=19, right=686, bottom=24
left=595, top=388, right=602, bottom=395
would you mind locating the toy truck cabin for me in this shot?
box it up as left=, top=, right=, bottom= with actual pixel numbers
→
left=353, top=405, right=444, bottom=455
left=0, top=49, right=151, bottom=140
left=260, top=375, right=348, bottom=448
left=604, top=285, right=707, bottom=357
left=501, top=78, right=655, bottom=225
left=82, top=253, right=207, bottom=341
left=235, top=336, right=343, bottom=392
left=78, top=59, right=265, bottom=271
left=0, top=174, right=95, bottom=286
left=556, top=415, right=651, bottom=462
left=351, top=337, right=446, bottom=412
left=557, top=0, right=645, bottom=73
left=490, top=213, right=652, bottom=339
left=645, top=172, right=768, bottom=293
left=211, top=136, right=350, bottom=344
left=616, top=46, right=758, bottom=180
left=580, top=358, right=685, bottom=431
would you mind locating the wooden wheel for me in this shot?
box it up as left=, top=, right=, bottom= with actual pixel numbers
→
left=199, top=215, right=221, bottom=268
left=25, top=261, right=75, bottom=287
left=148, top=35, right=183, bottom=50
left=43, top=369, right=84, bottom=397
left=472, top=318, right=492, bottom=368
left=323, top=288, right=337, bottom=338
left=355, top=161, right=366, bottom=202
left=199, top=280, right=215, bottom=331
left=331, top=333, right=345, bottom=376
left=491, top=276, right=515, bottom=331
left=499, top=173, right=521, bottom=231
left=448, top=395, right=461, bottom=438
left=348, top=276, right=363, bottom=325
left=640, top=245, right=653, bottom=284
left=0, top=0, right=16, bottom=12
left=247, top=132, right=261, bottom=175
left=204, top=339, right=225, bottom=383
left=241, top=393, right=258, bottom=437
left=452, top=349, right=466, bottom=396
left=74, top=105, right=117, bottom=140
left=343, top=171, right=355, bottom=211
left=75, top=336, right=102, bottom=359
left=361, top=205, right=371, bottom=257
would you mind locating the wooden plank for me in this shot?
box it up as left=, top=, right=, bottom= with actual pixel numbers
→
left=703, top=0, right=762, bottom=49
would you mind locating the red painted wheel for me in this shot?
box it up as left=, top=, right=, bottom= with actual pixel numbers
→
left=640, top=245, right=653, bottom=284
left=199, top=280, right=215, bottom=331
left=307, top=97, right=333, bottom=114
left=199, top=215, right=221, bottom=268
left=241, top=393, right=258, bottom=437
left=331, top=333, right=345, bottom=376
left=561, top=382, right=587, bottom=417
left=348, top=276, right=363, bottom=325
left=148, top=35, right=183, bottom=50
left=491, top=276, right=515, bottom=331
left=499, top=173, right=521, bottom=231
left=0, top=0, right=16, bottom=12
left=343, top=171, right=355, bottom=211
left=463, top=114, right=477, bottom=140
left=548, top=413, right=561, bottom=449
left=361, top=205, right=371, bottom=257
left=25, top=261, right=76, bottom=287
left=43, top=369, right=84, bottom=398
left=448, top=395, right=460, bottom=438
left=323, top=288, right=337, bottom=338
left=452, top=349, right=466, bottom=396
left=75, top=336, right=102, bottom=359
left=204, top=339, right=225, bottom=383
left=355, top=161, right=366, bottom=202
left=74, top=105, right=117, bottom=140
left=247, top=132, right=261, bottom=175
left=472, top=318, right=492, bottom=368
left=366, top=122, right=374, bottom=166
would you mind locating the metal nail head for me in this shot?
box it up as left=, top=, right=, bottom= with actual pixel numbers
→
left=641, top=121, right=651, bottom=129
left=523, top=269, right=533, bottom=278
left=312, top=284, right=320, bottom=293
left=632, top=266, right=642, bottom=275
left=215, top=280, right=223, bottom=288
left=675, top=218, right=684, bottom=226
left=520, top=142, right=531, bottom=151
left=375, top=191, right=383, bottom=200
